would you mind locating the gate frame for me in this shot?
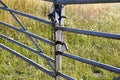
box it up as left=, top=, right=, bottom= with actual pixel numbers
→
left=0, top=0, right=120, bottom=80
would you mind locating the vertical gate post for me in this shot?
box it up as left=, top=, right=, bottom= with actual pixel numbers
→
left=53, top=3, right=65, bottom=80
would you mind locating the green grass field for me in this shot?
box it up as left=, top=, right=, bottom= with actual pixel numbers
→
left=0, top=0, right=120, bottom=80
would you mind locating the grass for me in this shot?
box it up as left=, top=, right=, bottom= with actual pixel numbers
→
left=0, top=0, right=120, bottom=80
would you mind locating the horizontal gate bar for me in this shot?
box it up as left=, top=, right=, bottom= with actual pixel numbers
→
left=9, top=11, right=44, bottom=52
left=0, top=6, right=52, bottom=25
left=58, top=71, right=76, bottom=80
left=56, top=26, right=120, bottom=40
left=45, top=0, right=120, bottom=4
left=0, top=1, right=46, bottom=52
left=0, top=21, right=55, bottom=45
left=0, top=44, right=55, bottom=77
left=0, top=34, right=75, bottom=79
left=62, top=52, right=120, bottom=74
left=0, top=34, right=55, bottom=63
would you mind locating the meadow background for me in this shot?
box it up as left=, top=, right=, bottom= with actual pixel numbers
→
left=0, top=0, right=120, bottom=80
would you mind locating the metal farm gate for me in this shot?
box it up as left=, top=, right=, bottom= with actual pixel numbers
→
left=0, top=0, right=120, bottom=80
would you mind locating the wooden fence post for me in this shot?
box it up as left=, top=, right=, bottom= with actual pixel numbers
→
left=53, top=4, right=65, bottom=80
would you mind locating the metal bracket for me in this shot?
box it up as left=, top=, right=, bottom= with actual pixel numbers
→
left=55, top=41, right=68, bottom=51
left=56, top=51, right=63, bottom=55
left=48, top=4, right=66, bottom=24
